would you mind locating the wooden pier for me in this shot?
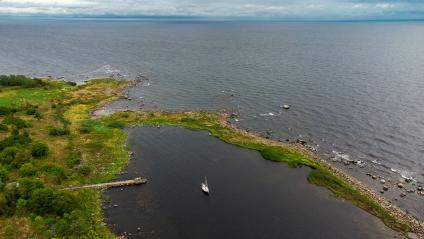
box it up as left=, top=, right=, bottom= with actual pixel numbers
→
left=65, top=178, right=147, bottom=190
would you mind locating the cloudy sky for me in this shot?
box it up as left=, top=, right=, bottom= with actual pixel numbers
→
left=0, top=0, right=423, bottom=19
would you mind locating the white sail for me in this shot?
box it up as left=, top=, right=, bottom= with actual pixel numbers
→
left=201, top=176, right=209, bottom=194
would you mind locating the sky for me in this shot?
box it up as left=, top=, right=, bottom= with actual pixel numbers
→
left=0, top=0, right=424, bottom=20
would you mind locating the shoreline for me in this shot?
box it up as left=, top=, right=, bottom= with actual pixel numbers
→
left=214, top=113, right=424, bottom=236
left=0, top=77, right=421, bottom=238
left=100, top=109, right=423, bottom=237
left=92, top=79, right=423, bottom=237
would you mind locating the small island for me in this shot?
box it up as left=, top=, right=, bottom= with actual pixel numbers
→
left=0, top=75, right=422, bottom=238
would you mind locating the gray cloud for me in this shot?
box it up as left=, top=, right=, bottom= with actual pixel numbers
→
left=0, top=0, right=423, bottom=19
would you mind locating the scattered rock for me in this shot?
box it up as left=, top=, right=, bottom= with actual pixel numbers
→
left=407, top=232, right=419, bottom=239
left=383, top=186, right=389, bottom=191
left=405, top=178, right=412, bottom=183
left=282, top=104, right=290, bottom=109
left=397, top=183, right=404, bottom=188
left=371, top=175, right=377, bottom=180
left=400, top=193, right=406, bottom=198
left=380, top=190, right=384, bottom=194
left=296, top=139, right=307, bottom=145
left=366, top=173, right=372, bottom=177
left=137, top=227, right=141, bottom=231
left=380, top=179, right=386, bottom=184
left=417, top=186, right=423, bottom=191
left=113, top=204, right=119, bottom=207
left=406, top=189, right=415, bottom=193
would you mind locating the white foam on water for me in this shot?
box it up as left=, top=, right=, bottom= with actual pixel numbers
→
left=390, top=167, right=415, bottom=181
left=260, top=112, right=276, bottom=117
left=332, top=150, right=351, bottom=161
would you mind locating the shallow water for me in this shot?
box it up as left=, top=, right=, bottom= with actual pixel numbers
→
left=104, top=126, right=400, bottom=238
left=0, top=19, right=423, bottom=187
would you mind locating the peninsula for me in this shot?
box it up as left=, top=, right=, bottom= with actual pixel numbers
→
left=0, top=75, right=422, bottom=238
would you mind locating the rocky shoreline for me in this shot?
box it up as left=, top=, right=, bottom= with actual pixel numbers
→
left=101, top=80, right=424, bottom=238
left=218, top=114, right=424, bottom=238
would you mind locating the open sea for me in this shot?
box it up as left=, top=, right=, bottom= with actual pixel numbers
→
left=0, top=19, right=423, bottom=190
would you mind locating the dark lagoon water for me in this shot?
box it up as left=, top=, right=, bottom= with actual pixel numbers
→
left=0, top=19, right=423, bottom=216
left=104, top=126, right=400, bottom=238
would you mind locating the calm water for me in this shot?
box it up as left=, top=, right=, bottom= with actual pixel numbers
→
left=104, top=126, right=399, bottom=238
left=0, top=19, right=423, bottom=187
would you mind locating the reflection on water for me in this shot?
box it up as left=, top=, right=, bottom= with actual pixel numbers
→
left=104, top=126, right=399, bottom=239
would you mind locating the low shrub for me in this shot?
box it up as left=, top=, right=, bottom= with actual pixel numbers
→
left=79, top=166, right=91, bottom=176
left=0, top=123, right=8, bottom=132
left=2, top=115, right=27, bottom=129
left=27, top=188, right=77, bottom=216
left=48, top=127, right=70, bottom=136
left=106, top=121, right=125, bottom=129
left=0, top=75, right=45, bottom=88
left=31, top=142, right=49, bottom=158
left=19, top=163, right=37, bottom=177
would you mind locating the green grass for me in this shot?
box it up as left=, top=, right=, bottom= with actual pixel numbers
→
left=0, top=88, right=64, bottom=107
left=308, top=167, right=411, bottom=232
left=0, top=78, right=413, bottom=237
left=100, top=111, right=412, bottom=234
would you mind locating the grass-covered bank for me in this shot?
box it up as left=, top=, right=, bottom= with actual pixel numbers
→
left=0, top=76, right=420, bottom=238
left=101, top=111, right=419, bottom=235
left=0, top=77, right=128, bottom=238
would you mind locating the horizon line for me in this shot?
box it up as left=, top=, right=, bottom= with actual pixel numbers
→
left=1, top=15, right=424, bottom=22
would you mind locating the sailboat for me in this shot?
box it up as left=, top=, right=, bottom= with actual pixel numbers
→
left=201, top=176, right=210, bottom=195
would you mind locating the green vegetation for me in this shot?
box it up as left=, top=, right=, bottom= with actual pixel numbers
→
left=0, top=75, right=45, bottom=88
left=30, top=143, right=49, bottom=158
left=0, top=77, right=126, bottom=238
left=48, top=127, right=70, bottom=136
left=101, top=111, right=413, bottom=234
left=0, top=75, right=412, bottom=238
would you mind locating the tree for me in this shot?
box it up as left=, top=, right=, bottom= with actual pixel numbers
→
left=0, top=165, right=7, bottom=184
left=27, top=188, right=55, bottom=215
left=4, top=183, right=20, bottom=209
left=0, top=193, right=7, bottom=215
left=19, top=163, right=37, bottom=177
left=18, top=177, right=44, bottom=199
left=56, top=210, right=91, bottom=236
left=0, top=147, right=19, bottom=166
left=31, top=142, right=49, bottom=158
left=27, top=188, right=77, bottom=216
